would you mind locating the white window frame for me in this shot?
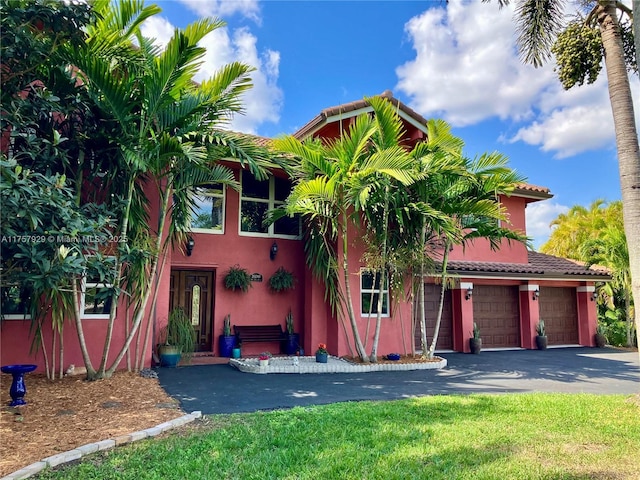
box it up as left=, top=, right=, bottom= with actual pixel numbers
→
left=80, top=258, right=115, bottom=319
left=239, top=171, right=300, bottom=239
left=190, top=184, right=226, bottom=235
left=360, top=269, right=390, bottom=317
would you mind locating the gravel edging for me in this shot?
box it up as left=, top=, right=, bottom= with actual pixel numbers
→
left=1, top=411, right=201, bottom=480
left=229, top=355, right=447, bottom=374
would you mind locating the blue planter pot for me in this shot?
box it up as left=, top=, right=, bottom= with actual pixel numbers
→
left=232, top=347, right=241, bottom=359
left=218, top=335, right=236, bottom=358
left=284, top=333, right=300, bottom=355
left=158, top=345, right=181, bottom=367
left=315, top=352, right=328, bottom=363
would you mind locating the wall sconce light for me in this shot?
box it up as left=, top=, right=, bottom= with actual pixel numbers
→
left=532, top=289, right=540, bottom=301
left=465, top=287, right=473, bottom=300
left=270, top=241, right=278, bottom=261
left=186, top=237, right=195, bottom=256
left=590, top=291, right=597, bottom=302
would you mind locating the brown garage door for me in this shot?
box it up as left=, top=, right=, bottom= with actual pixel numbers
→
left=539, top=287, right=578, bottom=345
left=473, top=285, right=520, bottom=348
left=415, top=283, right=453, bottom=351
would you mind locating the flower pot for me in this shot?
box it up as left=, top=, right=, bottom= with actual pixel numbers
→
left=283, top=333, right=300, bottom=355
left=158, top=345, right=181, bottom=367
left=469, top=338, right=482, bottom=354
left=218, top=335, right=236, bottom=358
left=259, top=359, right=269, bottom=367
left=232, top=347, right=241, bottom=359
left=315, top=352, right=328, bottom=363
left=535, top=335, right=548, bottom=350
left=594, top=333, right=606, bottom=348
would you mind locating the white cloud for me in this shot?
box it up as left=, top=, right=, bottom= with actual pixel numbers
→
left=525, top=201, right=569, bottom=249
left=177, top=0, right=261, bottom=24
left=141, top=15, right=282, bottom=134
left=396, top=0, right=640, bottom=159
left=396, top=0, right=555, bottom=127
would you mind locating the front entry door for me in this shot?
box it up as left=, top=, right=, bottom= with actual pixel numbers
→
left=169, top=270, right=214, bottom=352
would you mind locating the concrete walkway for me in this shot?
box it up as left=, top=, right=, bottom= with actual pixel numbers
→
left=157, top=347, right=639, bottom=415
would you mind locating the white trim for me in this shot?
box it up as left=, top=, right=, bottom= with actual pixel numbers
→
left=519, top=284, right=540, bottom=292
left=325, top=106, right=429, bottom=135
left=576, top=286, right=595, bottom=293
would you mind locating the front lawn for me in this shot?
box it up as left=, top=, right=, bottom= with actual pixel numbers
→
left=35, top=393, right=640, bottom=479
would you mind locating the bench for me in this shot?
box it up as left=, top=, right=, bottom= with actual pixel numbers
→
left=234, top=325, right=284, bottom=352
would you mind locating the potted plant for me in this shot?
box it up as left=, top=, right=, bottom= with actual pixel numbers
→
left=315, top=343, right=328, bottom=363
left=268, top=267, right=295, bottom=292
left=223, top=265, right=252, bottom=292
left=158, top=307, right=196, bottom=367
left=594, top=323, right=607, bottom=348
left=218, top=314, right=236, bottom=357
left=283, top=309, right=300, bottom=355
left=258, top=351, right=272, bottom=367
left=535, top=319, right=548, bottom=350
left=232, top=342, right=242, bottom=359
left=469, top=322, right=482, bottom=354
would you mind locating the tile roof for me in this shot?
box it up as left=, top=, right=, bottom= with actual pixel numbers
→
left=446, top=251, right=610, bottom=280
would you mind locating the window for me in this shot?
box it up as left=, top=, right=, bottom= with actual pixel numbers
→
left=460, top=215, right=500, bottom=229
left=0, top=284, right=32, bottom=319
left=360, top=270, right=389, bottom=317
left=80, top=260, right=114, bottom=319
left=240, top=172, right=300, bottom=237
left=191, top=183, right=225, bottom=233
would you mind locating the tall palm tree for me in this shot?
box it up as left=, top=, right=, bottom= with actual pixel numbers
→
left=64, top=0, right=270, bottom=379
left=486, top=0, right=640, bottom=362
left=272, top=99, right=417, bottom=362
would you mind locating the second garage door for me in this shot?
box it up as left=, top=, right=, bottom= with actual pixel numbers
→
left=539, top=287, right=579, bottom=345
left=473, top=285, right=520, bottom=348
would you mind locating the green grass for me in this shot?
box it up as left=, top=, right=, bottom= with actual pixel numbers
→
left=35, top=394, right=640, bottom=480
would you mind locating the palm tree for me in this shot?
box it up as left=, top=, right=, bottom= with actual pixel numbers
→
left=581, top=217, right=634, bottom=346
left=64, top=1, right=270, bottom=379
left=271, top=99, right=417, bottom=362
left=486, top=0, right=640, bottom=363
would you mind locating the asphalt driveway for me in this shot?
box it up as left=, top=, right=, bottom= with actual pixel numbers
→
left=157, top=347, right=640, bottom=415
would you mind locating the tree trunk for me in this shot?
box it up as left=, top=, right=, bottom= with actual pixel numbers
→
left=427, top=243, right=450, bottom=360
left=371, top=185, right=390, bottom=362
left=419, top=224, right=428, bottom=357
left=597, top=1, right=640, bottom=360
left=341, top=209, right=369, bottom=362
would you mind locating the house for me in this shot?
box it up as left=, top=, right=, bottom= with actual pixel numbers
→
left=0, top=92, right=608, bottom=371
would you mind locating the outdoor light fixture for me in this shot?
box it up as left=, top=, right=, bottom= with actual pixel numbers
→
left=532, top=289, right=540, bottom=301
left=186, top=237, right=195, bottom=256
left=465, top=287, right=473, bottom=300
left=591, top=291, right=597, bottom=302
left=270, top=241, right=278, bottom=261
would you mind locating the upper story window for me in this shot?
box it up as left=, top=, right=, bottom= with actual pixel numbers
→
left=460, top=215, right=500, bottom=229
left=0, top=284, right=32, bottom=319
left=240, top=172, right=300, bottom=238
left=360, top=269, right=389, bottom=317
left=191, top=183, right=225, bottom=234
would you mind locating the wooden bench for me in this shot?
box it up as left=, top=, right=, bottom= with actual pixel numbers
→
left=234, top=325, right=284, bottom=352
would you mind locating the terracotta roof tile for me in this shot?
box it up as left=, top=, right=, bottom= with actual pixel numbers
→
left=446, top=251, right=610, bottom=280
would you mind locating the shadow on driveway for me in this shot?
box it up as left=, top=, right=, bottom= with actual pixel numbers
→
left=157, top=347, right=639, bottom=415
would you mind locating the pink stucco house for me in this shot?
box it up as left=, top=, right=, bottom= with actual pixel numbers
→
left=0, top=92, right=608, bottom=372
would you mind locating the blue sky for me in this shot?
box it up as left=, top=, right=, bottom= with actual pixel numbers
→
left=145, top=0, right=639, bottom=248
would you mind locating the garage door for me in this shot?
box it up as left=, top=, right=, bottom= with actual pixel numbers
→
left=473, top=285, right=520, bottom=348
left=415, top=283, right=453, bottom=351
left=539, top=287, right=578, bottom=345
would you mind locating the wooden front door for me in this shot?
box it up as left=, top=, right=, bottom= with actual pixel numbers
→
left=169, top=270, right=214, bottom=352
